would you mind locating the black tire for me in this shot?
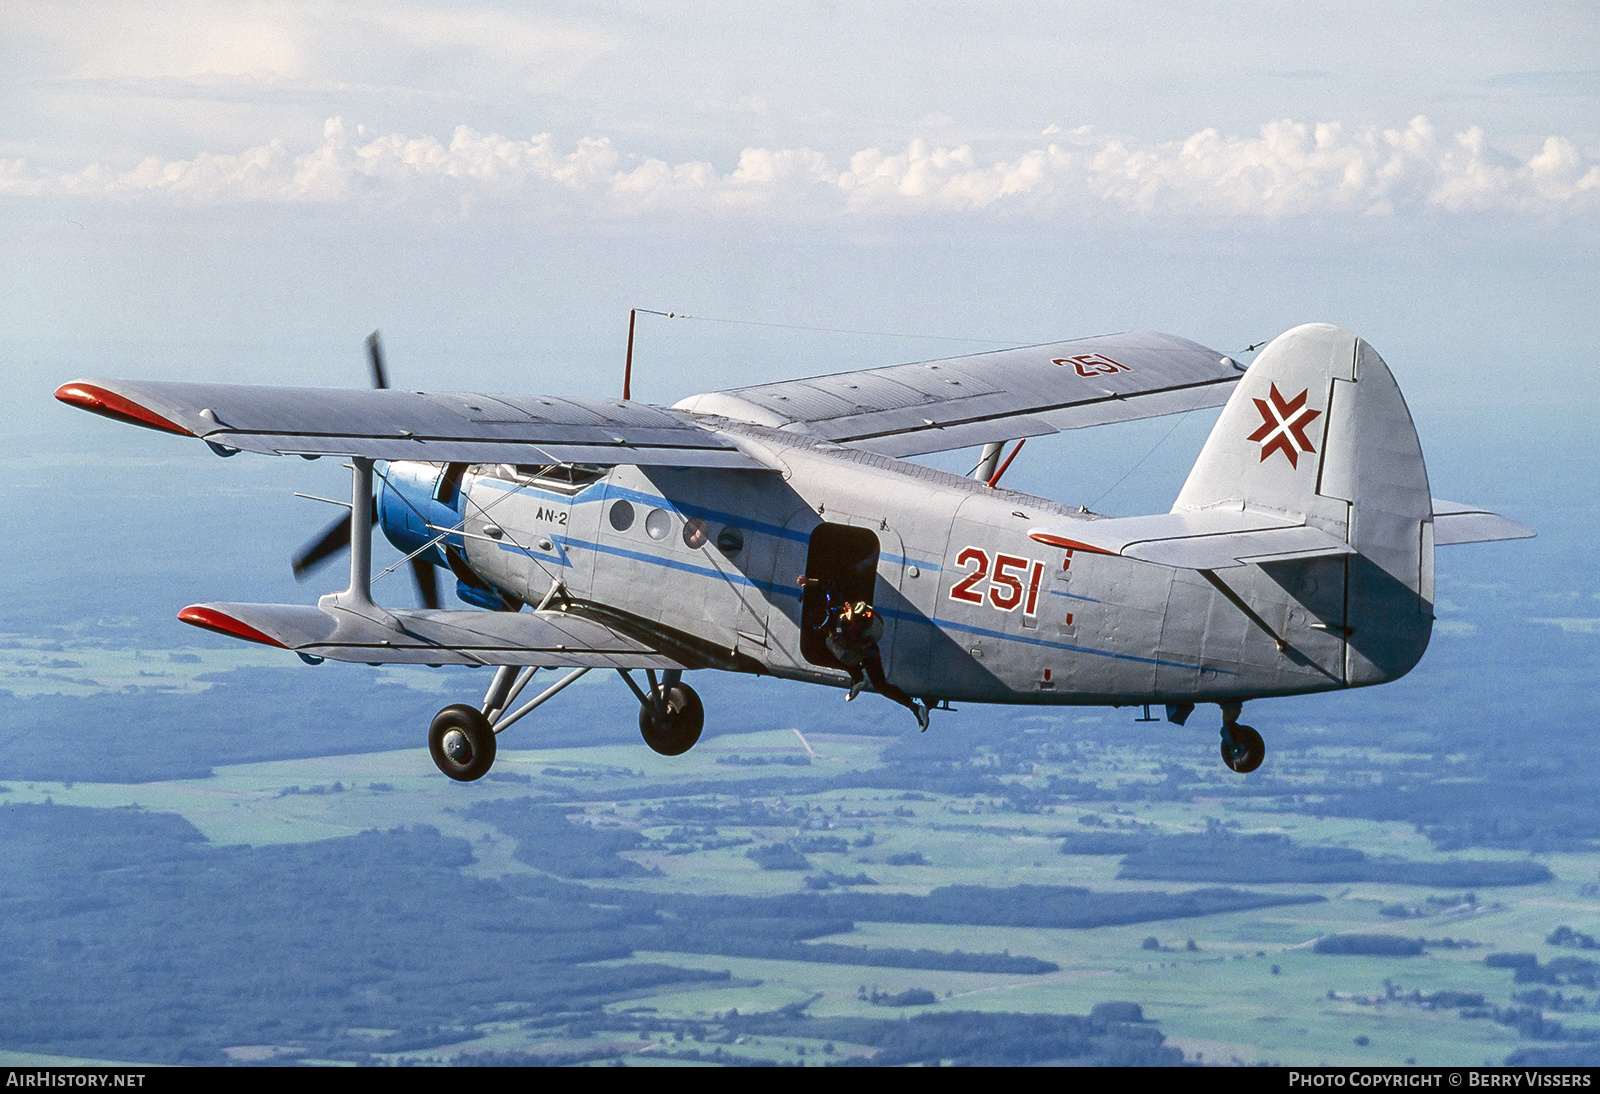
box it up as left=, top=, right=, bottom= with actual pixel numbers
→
left=1220, top=723, right=1265, bottom=774
left=429, top=703, right=496, bottom=781
left=638, top=682, right=705, bottom=756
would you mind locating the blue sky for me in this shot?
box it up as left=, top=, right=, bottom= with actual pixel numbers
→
left=2, top=3, right=1595, bottom=471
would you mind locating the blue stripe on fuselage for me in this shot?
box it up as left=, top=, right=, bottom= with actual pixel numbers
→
left=473, top=477, right=943, bottom=573
left=1049, top=588, right=1100, bottom=603
left=564, top=535, right=805, bottom=599
left=489, top=533, right=1211, bottom=673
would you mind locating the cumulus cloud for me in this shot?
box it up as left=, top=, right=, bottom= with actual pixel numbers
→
left=3, top=116, right=1595, bottom=220
left=1530, top=618, right=1600, bottom=635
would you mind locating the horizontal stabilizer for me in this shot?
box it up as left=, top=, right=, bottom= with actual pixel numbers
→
left=179, top=602, right=686, bottom=669
left=1432, top=499, right=1535, bottom=545
left=1028, top=508, right=1353, bottom=570
left=56, top=380, right=767, bottom=469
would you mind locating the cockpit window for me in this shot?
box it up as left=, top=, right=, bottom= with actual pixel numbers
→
left=503, top=463, right=607, bottom=494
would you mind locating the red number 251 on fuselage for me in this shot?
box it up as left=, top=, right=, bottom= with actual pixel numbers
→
left=948, top=548, right=1046, bottom=616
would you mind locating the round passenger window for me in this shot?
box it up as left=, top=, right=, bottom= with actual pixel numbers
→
left=644, top=508, right=673, bottom=541
left=716, top=527, right=744, bottom=555
left=682, top=517, right=709, bottom=549
left=608, top=499, right=635, bottom=531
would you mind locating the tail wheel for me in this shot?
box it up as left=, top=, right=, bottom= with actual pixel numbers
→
left=639, top=682, right=704, bottom=756
left=429, top=703, right=496, bottom=781
left=1220, top=724, right=1265, bottom=774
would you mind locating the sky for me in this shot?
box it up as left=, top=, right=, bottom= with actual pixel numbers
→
left=2, top=2, right=1596, bottom=511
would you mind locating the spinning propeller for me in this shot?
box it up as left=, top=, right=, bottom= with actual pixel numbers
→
left=289, top=332, right=442, bottom=609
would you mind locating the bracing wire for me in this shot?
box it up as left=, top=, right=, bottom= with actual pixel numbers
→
left=1083, top=339, right=1265, bottom=511
left=368, top=463, right=546, bottom=587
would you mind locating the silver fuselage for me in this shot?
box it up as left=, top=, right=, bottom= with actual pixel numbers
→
left=440, top=419, right=1378, bottom=707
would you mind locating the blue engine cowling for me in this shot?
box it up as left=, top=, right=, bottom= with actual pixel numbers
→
left=378, top=462, right=521, bottom=611
left=377, top=461, right=464, bottom=566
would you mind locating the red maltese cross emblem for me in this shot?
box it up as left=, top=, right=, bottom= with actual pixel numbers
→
left=1247, top=383, right=1322, bottom=468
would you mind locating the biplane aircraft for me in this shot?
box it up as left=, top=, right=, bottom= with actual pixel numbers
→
left=56, top=322, right=1531, bottom=780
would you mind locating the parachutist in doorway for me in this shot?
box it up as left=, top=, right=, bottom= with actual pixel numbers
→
left=797, top=575, right=930, bottom=730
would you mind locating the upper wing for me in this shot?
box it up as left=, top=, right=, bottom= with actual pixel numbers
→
left=180, top=602, right=689, bottom=668
left=672, top=331, right=1242, bottom=457
left=55, top=380, right=765, bottom=469
left=1028, top=509, right=1354, bottom=570
left=1431, top=499, right=1535, bottom=545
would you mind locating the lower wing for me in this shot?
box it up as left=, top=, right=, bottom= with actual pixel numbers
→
left=180, top=602, right=687, bottom=668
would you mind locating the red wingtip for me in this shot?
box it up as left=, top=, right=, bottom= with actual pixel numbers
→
left=1028, top=532, right=1109, bottom=554
left=55, top=382, right=193, bottom=436
left=178, top=605, right=286, bottom=648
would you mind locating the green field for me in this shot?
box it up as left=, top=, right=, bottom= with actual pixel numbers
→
left=6, top=715, right=1597, bottom=1067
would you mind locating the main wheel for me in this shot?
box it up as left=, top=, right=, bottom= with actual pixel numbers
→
left=638, top=682, right=704, bottom=756
left=429, top=703, right=496, bottom=781
left=1220, top=723, right=1265, bottom=774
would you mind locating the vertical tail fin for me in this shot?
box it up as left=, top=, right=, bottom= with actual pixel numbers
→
left=1176, top=323, right=1433, bottom=685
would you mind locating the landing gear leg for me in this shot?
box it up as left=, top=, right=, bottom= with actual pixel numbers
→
left=424, top=665, right=593, bottom=780
left=1218, top=702, right=1264, bottom=774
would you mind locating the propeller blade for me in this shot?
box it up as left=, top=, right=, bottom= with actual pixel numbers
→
left=410, top=556, right=441, bottom=610
left=290, top=498, right=378, bottom=580
left=291, top=512, right=352, bottom=580
left=366, top=330, right=388, bottom=390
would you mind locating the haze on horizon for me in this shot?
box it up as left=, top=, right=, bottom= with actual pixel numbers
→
left=1, top=1, right=1595, bottom=412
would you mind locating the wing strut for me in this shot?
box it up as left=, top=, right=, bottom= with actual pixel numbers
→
left=322, top=456, right=394, bottom=625
left=345, top=458, right=375, bottom=608
left=973, top=441, right=1004, bottom=482
left=490, top=667, right=591, bottom=734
